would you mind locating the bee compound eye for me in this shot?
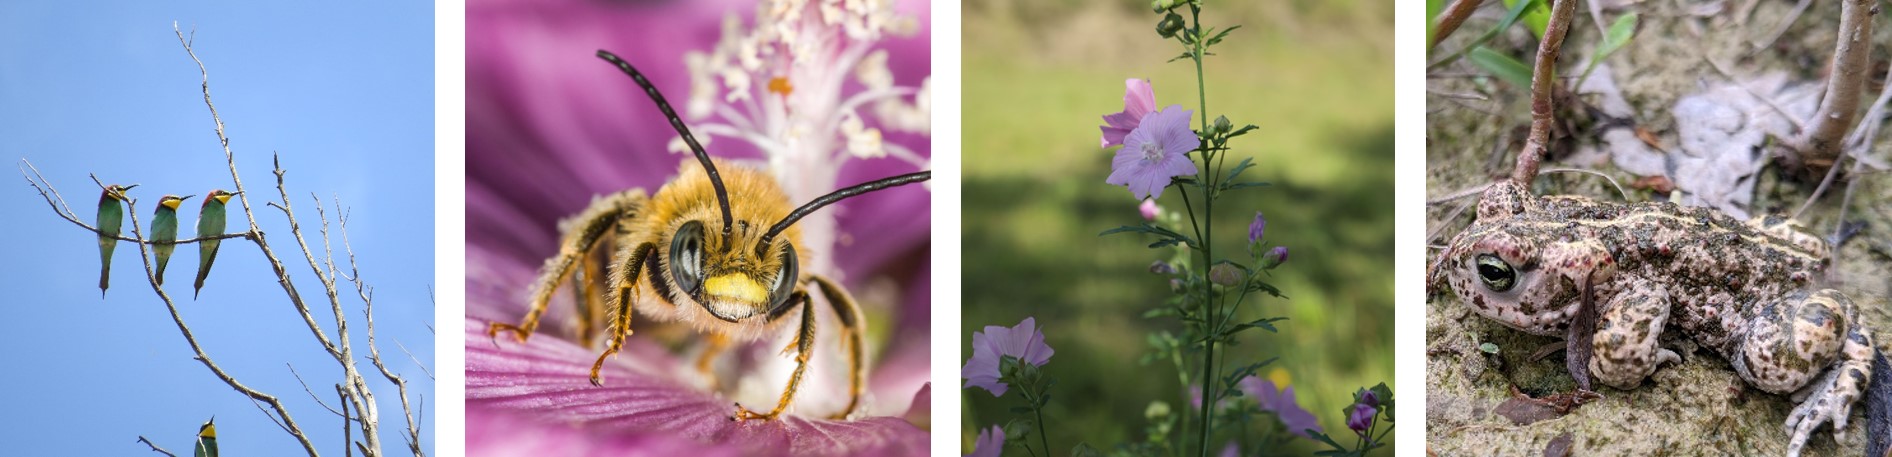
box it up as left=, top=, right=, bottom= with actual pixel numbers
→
left=768, top=243, right=799, bottom=312
left=669, top=220, right=706, bottom=296
left=1474, top=254, right=1516, bottom=292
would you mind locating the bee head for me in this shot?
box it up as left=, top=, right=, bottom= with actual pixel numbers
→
left=603, top=49, right=931, bottom=322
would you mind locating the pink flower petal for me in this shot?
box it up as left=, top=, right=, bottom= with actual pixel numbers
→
left=467, top=318, right=929, bottom=456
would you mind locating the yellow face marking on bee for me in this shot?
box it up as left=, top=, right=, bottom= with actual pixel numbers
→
left=162, top=198, right=185, bottom=210
left=705, top=274, right=769, bottom=305
left=214, top=193, right=234, bottom=204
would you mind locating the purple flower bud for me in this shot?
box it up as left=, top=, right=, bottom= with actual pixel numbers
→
left=1347, top=403, right=1376, bottom=435
left=1208, top=262, right=1242, bottom=287
left=1360, top=390, right=1380, bottom=409
left=1149, top=260, right=1176, bottom=275
left=1261, top=246, right=1289, bottom=269
left=1140, top=199, right=1162, bottom=221
left=1247, top=212, right=1266, bottom=243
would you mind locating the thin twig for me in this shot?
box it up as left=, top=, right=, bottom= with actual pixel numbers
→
left=1515, top=0, right=1579, bottom=184
left=1541, top=168, right=1628, bottom=201
left=289, top=363, right=348, bottom=418
left=1702, top=55, right=1807, bottom=132
left=17, top=161, right=255, bottom=245
left=1753, top=0, right=1814, bottom=53
left=1791, top=0, right=1876, bottom=166
left=341, top=196, right=426, bottom=456
left=1430, top=0, right=1484, bottom=51
left=136, top=436, right=178, bottom=457
left=1426, top=182, right=1493, bottom=206
left=340, top=385, right=354, bottom=457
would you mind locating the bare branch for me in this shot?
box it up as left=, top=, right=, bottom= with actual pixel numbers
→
left=341, top=196, right=427, bottom=456
left=1513, top=0, right=1578, bottom=184
left=17, top=161, right=255, bottom=245
left=119, top=182, right=318, bottom=455
left=1790, top=0, right=1876, bottom=168
left=1429, top=0, right=1483, bottom=51
left=289, top=363, right=348, bottom=418
left=136, top=436, right=179, bottom=457
left=340, top=385, right=355, bottom=457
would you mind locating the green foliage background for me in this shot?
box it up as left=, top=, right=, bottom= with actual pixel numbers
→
left=960, top=0, right=1395, bottom=454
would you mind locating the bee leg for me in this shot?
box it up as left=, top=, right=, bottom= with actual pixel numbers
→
left=572, top=232, right=611, bottom=349
left=809, top=274, right=865, bottom=420
left=490, top=190, right=645, bottom=343
left=734, top=290, right=814, bottom=421
left=591, top=242, right=655, bottom=386
left=695, top=332, right=731, bottom=392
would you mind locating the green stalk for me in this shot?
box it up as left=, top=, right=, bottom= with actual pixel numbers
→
left=1188, top=4, right=1216, bottom=456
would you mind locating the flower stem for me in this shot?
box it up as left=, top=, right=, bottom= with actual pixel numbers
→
left=1188, top=3, right=1218, bottom=455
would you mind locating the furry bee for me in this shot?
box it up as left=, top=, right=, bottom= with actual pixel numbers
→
left=487, top=49, right=929, bottom=421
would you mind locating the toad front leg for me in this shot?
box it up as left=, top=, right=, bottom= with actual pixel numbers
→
left=1730, top=289, right=1874, bottom=457
left=1588, top=278, right=1681, bottom=389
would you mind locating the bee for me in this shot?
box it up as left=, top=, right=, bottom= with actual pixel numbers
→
left=487, top=49, right=929, bottom=421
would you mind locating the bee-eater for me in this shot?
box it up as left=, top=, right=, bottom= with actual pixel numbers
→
left=96, top=184, right=137, bottom=298
left=194, top=189, right=238, bottom=299
left=153, top=194, right=195, bottom=286
left=192, top=417, right=216, bottom=457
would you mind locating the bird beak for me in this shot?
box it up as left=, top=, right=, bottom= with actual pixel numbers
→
left=122, top=184, right=140, bottom=191
left=230, top=191, right=244, bottom=196
left=182, top=195, right=197, bottom=201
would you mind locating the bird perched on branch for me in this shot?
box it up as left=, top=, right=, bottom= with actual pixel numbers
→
left=193, top=189, right=238, bottom=299
left=96, top=183, right=136, bottom=298
left=153, top=194, right=194, bottom=286
left=193, top=417, right=216, bottom=457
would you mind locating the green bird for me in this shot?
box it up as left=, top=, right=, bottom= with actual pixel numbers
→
left=194, top=189, right=239, bottom=299
left=96, top=183, right=137, bottom=298
left=192, top=416, right=216, bottom=457
left=152, top=194, right=195, bottom=286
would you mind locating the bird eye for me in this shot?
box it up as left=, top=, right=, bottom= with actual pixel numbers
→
left=1474, top=254, right=1516, bottom=292
left=768, top=243, right=799, bottom=312
left=669, top=220, right=706, bottom=296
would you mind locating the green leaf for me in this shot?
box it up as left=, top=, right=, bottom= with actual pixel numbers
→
left=1235, top=317, right=1287, bottom=333
left=1468, top=46, right=1532, bottom=88
left=1204, top=25, right=1241, bottom=47
left=1429, top=0, right=1540, bottom=68
left=1227, top=124, right=1259, bottom=138
left=1223, top=181, right=1271, bottom=190
left=1427, top=0, right=1444, bottom=53
left=1503, top=0, right=1550, bottom=38
left=1577, top=12, right=1639, bottom=87
left=1598, top=12, right=1639, bottom=57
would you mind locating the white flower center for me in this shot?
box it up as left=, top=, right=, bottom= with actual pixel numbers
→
left=1140, top=141, right=1164, bottom=162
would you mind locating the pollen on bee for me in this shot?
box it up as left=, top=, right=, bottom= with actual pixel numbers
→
left=768, top=76, right=793, bottom=96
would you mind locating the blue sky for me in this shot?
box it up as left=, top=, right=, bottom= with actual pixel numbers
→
left=0, top=2, right=434, bottom=455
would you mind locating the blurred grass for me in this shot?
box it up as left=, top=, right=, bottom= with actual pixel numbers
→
left=961, top=0, right=1394, bottom=455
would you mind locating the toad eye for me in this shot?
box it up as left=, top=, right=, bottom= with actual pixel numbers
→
left=1475, top=254, right=1516, bottom=292
left=669, top=220, right=706, bottom=296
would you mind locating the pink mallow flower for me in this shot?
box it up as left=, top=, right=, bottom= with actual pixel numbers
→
left=962, top=317, right=1055, bottom=397
left=967, top=425, right=1004, bottom=457
left=1106, top=105, right=1198, bottom=200
left=1347, top=403, right=1377, bottom=436
left=1140, top=198, right=1162, bottom=221
left=1100, top=78, right=1157, bottom=148
left=1239, top=376, right=1323, bottom=438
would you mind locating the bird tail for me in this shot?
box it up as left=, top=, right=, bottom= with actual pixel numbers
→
left=1868, top=349, right=1889, bottom=457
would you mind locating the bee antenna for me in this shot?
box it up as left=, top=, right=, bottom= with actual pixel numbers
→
left=756, top=171, right=931, bottom=258
left=598, top=49, right=734, bottom=249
